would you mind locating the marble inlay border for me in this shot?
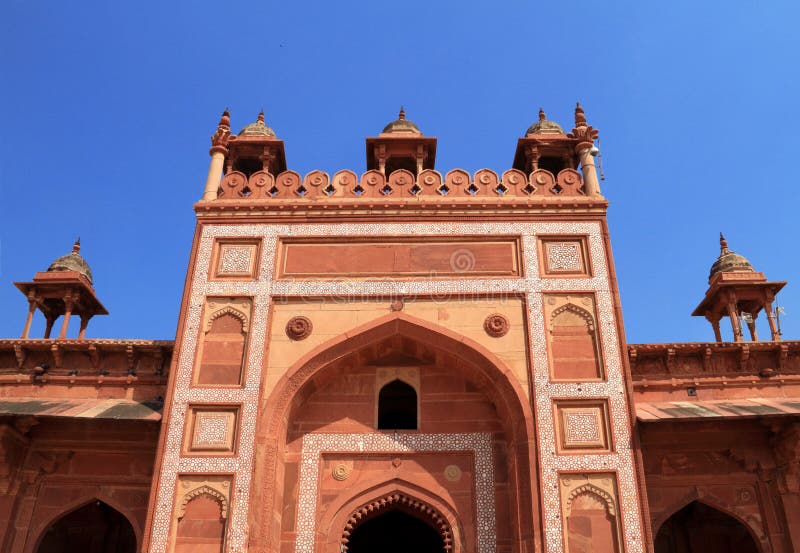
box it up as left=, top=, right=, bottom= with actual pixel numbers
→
left=148, top=221, right=644, bottom=553
left=296, top=433, right=494, bottom=553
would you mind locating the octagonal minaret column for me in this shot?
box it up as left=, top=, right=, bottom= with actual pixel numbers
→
left=569, top=103, right=601, bottom=196
left=202, top=109, right=231, bottom=201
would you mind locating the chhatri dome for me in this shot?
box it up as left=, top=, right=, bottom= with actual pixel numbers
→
left=525, top=107, right=564, bottom=136
left=47, top=238, right=94, bottom=285
left=381, top=107, right=422, bottom=135
left=708, top=233, right=755, bottom=282
left=238, top=111, right=276, bottom=138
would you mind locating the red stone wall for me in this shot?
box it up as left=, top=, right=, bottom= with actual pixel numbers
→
left=639, top=419, right=800, bottom=553
left=0, top=417, right=159, bottom=553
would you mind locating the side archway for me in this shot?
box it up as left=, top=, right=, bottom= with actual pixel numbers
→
left=655, top=501, right=761, bottom=553
left=653, top=496, right=764, bottom=553
left=32, top=498, right=138, bottom=553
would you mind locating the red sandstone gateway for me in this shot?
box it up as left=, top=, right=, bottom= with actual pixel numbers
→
left=0, top=106, right=796, bottom=553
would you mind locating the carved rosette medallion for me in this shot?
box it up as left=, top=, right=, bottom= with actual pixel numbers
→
left=444, top=464, right=462, bottom=482
left=331, top=463, right=351, bottom=481
left=286, top=316, right=313, bottom=341
left=483, top=314, right=510, bottom=338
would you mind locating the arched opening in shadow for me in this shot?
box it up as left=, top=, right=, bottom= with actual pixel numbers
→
left=347, top=509, right=444, bottom=553
left=655, top=501, right=759, bottom=553
left=377, top=379, right=417, bottom=429
left=36, top=500, right=136, bottom=553
left=258, top=313, right=538, bottom=552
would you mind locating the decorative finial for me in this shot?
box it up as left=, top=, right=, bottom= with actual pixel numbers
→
left=398, top=106, right=406, bottom=120
left=218, top=108, right=231, bottom=128
left=73, top=237, right=81, bottom=253
left=257, top=110, right=265, bottom=123
left=211, top=108, right=232, bottom=152
left=574, top=102, right=587, bottom=127
left=719, top=233, right=730, bottom=254
left=538, top=107, right=546, bottom=121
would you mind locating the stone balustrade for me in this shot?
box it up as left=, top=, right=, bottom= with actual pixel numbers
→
left=216, top=167, right=588, bottom=200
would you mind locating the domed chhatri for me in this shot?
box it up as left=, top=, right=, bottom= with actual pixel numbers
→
left=708, top=233, right=755, bottom=282
left=47, top=239, right=94, bottom=285
left=525, top=107, right=564, bottom=136
left=238, top=111, right=277, bottom=138
left=381, top=107, right=422, bottom=135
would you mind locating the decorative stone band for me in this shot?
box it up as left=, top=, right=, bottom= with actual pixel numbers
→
left=147, top=221, right=643, bottom=553
left=215, top=167, right=588, bottom=200
left=297, top=433, right=494, bottom=553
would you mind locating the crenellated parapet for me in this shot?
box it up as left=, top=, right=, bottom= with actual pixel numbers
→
left=213, top=166, right=587, bottom=201
left=200, top=104, right=605, bottom=206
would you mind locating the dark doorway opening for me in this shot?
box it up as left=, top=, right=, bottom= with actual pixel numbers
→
left=36, top=500, right=136, bottom=553
left=654, top=501, right=759, bottom=553
left=377, top=379, right=417, bottom=429
left=347, top=509, right=444, bottom=553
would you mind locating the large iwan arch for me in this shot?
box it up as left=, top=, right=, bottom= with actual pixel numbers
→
left=249, top=312, right=539, bottom=553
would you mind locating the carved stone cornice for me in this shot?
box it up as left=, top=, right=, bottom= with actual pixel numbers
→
left=629, top=340, right=800, bottom=382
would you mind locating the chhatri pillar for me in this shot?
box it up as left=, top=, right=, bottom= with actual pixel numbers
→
left=366, top=107, right=437, bottom=176
left=201, top=109, right=287, bottom=201
left=692, top=234, right=786, bottom=342
left=512, top=103, right=602, bottom=196
left=14, top=239, right=108, bottom=339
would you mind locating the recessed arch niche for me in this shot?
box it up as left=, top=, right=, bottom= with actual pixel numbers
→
left=35, top=499, right=137, bottom=553
left=253, top=313, right=538, bottom=553
left=654, top=501, right=760, bottom=553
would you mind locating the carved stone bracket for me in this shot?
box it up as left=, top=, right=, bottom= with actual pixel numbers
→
left=13, top=344, right=25, bottom=370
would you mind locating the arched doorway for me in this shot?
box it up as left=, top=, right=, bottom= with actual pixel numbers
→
left=347, top=510, right=445, bottom=553
left=654, top=501, right=759, bottom=553
left=256, top=313, right=538, bottom=553
left=36, top=500, right=136, bottom=553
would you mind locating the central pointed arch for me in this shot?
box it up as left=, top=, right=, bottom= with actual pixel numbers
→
left=262, top=312, right=534, bottom=440
left=250, top=312, right=539, bottom=551
left=321, top=480, right=463, bottom=553
left=342, top=492, right=452, bottom=552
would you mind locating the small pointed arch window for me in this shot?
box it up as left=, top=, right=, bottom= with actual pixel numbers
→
left=377, top=379, right=418, bottom=430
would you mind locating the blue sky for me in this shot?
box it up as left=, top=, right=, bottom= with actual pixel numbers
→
left=1, top=0, right=798, bottom=343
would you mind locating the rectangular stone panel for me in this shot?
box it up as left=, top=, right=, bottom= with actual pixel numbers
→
left=210, top=239, right=261, bottom=280
left=185, top=405, right=239, bottom=453
left=542, top=294, right=605, bottom=381
left=276, top=237, right=521, bottom=278
left=537, top=236, right=591, bottom=277
left=174, top=475, right=231, bottom=553
left=559, top=473, right=622, bottom=553
left=553, top=399, right=612, bottom=453
left=194, top=297, right=251, bottom=387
